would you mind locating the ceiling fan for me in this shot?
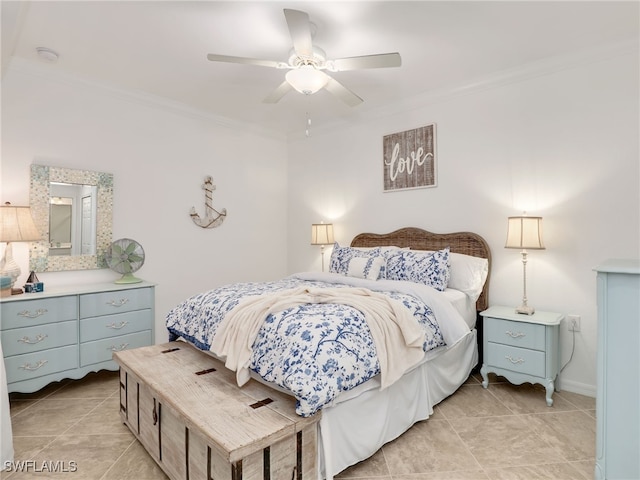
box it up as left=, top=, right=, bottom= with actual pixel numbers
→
left=206, top=8, right=401, bottom=107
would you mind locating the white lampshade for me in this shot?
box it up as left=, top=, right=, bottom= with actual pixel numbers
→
left=286, top=66, right=329, bottom=95
left=505, top=216, right=545, bottom=250
left=311, top=223, right=335, bottom=246
left=0, top=204, right=41, bottom=242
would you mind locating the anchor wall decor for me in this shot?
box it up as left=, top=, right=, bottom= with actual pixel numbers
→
left=189, top=176, right=227, bottom=229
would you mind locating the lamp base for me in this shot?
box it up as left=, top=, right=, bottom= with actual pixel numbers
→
left=516, top=304, right=535, bottom=315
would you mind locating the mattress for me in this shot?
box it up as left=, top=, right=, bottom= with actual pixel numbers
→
left=443, top=288, right=478, bottom=328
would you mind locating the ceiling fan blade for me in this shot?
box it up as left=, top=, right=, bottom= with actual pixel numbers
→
left=207, top=54, right=282, bottom=69
left=323, top=76, right=363, bottom=107
left=283, top=9, right=313, bottom=58
left=330, top=53, right=402, bottom=71
left=263, top=81, right=293, bottom=104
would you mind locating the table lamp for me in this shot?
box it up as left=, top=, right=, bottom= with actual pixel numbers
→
left=0, top=203, right=41, bottom=295
left=505, top=214, right=545, bottom=315
left=311, top=223, right=334, bottom=272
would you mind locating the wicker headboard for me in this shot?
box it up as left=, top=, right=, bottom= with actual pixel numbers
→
left=350, top=227, right=491, bottom=311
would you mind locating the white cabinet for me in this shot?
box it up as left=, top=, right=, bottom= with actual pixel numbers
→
left=0, top=281, right=155, bottom=393
left=594, top=260, right=640, bottom=480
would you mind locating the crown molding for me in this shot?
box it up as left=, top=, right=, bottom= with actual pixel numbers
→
left=7, top=37, right=637, bottom=144
left=395, top=38, right=639, bottom=112
left=293, top=38, right=639, bottom=141
left=6, top=57, right=287, bottom=142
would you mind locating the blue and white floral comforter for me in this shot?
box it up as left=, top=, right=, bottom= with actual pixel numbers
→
left=165, top=272, right=469, bottom=417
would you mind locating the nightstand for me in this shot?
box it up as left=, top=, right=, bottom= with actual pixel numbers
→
left=480, top=306, right=563, bottom=406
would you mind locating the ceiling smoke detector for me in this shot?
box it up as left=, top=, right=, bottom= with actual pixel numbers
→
left=36, top=47, right=59, bottom=63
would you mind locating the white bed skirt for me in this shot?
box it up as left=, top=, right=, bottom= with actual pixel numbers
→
left=318, top=329, right=478, bottom=479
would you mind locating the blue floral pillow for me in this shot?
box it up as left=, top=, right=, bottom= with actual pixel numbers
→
left=329, top=243, right=387, bottom=279
left=386, top=247, right=450, bottom=291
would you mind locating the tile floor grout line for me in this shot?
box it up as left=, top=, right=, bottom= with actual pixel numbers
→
left=441, top=409, right=488, bottom=478
left=99, top=438, right=140, bottom=480
left=50, top=394, right=115, bottom=438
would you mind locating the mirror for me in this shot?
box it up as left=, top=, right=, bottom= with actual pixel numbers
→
left=29, top=164, right=113, bottom=272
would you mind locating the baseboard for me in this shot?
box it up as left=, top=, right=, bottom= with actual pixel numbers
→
left=557, top=378, right=597, bottom=398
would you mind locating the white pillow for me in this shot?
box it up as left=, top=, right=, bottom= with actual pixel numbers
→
left=346, top=256, right=386, bottom=280
left=448, top=252, right=489, bottom=302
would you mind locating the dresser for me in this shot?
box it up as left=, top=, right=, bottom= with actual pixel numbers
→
left=594, top=260, right=639, bottom=480
left=480, top=306, right=563, bottom=406
left=0, top=281, right=155, bottom=393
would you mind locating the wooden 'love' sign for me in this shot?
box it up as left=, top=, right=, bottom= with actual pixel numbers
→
left=383, top=124, right=436, bottom=192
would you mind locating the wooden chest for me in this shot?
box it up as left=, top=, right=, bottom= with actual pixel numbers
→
left=113, top=342, right=320, bottom=480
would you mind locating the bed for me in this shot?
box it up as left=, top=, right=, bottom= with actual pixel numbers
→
left=165, top=227, right=491, bottom=479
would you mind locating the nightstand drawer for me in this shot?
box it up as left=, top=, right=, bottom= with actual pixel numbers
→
left=1, top=296, right=77, bottom=329
left=5, top=345, right=78, bottom=384
left=80, top=287, right=153, bottom=318
left=80, top=309, right=153, bottom=342
left=486, top=342, right=545, bottom=377
left=485, top=317, right=546, bottom=350
left=1, top=320, right=77, bottom=357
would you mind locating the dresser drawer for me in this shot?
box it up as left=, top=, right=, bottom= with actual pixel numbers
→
left=486, top=342, right=546, bottom=378
left=80, top=287, right=153, bottom=318
left=80, top=309, right=153, bottom=342
left=1, top=296, right=77, bottom=330
left=80, top=330, right=152, bottom=367
left=5, top=345, right=78, bottom=384
left=1, top=320, right=77, bottom=357
left=485, top=317, right=546, bottom=350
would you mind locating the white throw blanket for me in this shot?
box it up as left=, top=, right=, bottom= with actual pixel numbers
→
left=210, top=286, right=426, bottom=390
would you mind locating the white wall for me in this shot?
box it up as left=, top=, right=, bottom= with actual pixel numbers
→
left=1, top=60, right=289, bottom=343
left=287, top=48, right=640, bottom=396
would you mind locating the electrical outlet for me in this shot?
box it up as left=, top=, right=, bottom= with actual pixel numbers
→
left=567, top=314, right=581, bottom=332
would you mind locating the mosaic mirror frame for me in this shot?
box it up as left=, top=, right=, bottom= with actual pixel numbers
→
left=29, top=164, right=113, bottom=272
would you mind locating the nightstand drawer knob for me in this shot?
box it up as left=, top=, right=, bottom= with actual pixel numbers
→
left=505, top=355, right=525, bottom=365
left=505, top=330, right=526, bottom=339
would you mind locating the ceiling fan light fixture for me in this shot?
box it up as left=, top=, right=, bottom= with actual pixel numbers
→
left=286, top=65, right=328, bottom=95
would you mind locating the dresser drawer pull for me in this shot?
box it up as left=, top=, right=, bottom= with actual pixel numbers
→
left=505, top=355, right=525, bottom=365
left=17, top=309, right=48, bottom=319
left=107, top=343, right=130, bottom=352
left=18, top=334, right=48, bottom=345
left=19, top=359, right=48, bottom=371
left=106, top=298, right=129, bottom=307
left=106, top=321, right=129, bottom=330
left=505, top=330, right=526, bottom=339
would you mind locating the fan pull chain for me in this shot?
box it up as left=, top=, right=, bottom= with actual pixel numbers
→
left=305, top=112, right=311, bottom=137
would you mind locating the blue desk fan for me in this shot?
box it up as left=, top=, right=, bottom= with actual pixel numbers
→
left=106, top=238, right=145, bottom=284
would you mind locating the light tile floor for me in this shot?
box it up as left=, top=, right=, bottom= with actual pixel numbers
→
left=4, top=371, right=595, bottom=479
